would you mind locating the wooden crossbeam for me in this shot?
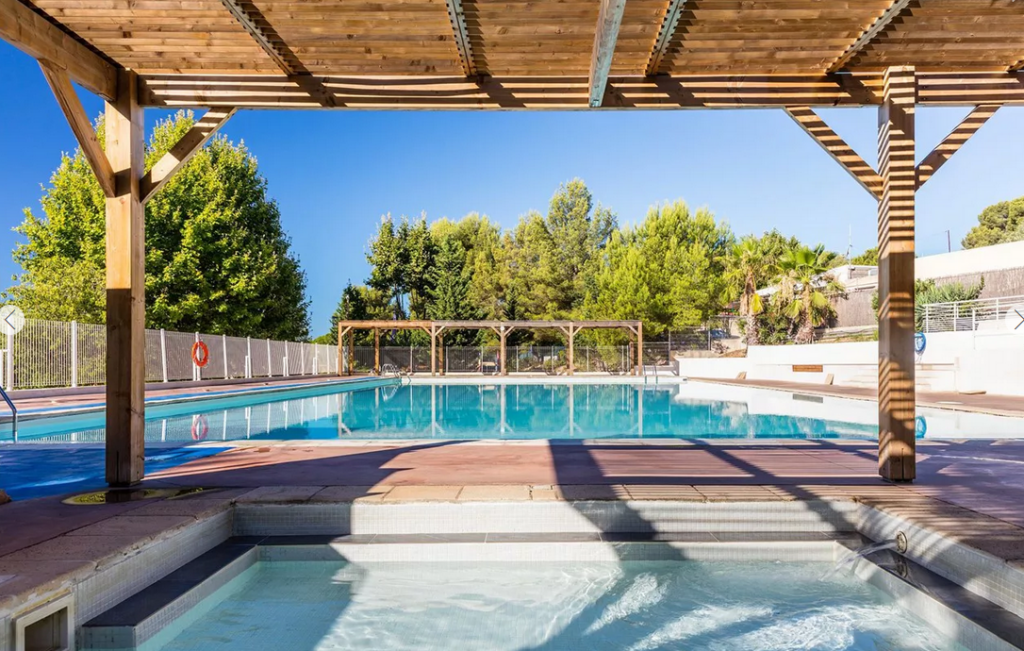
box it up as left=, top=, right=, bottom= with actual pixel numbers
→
left=141, top=108, right=237, bottom=203
left=589, top=0, right=628, bottom=107
left=217, top=0, right=336, bottom=107
left=39, top=60, right=115, bottom=198
left=138, top=72, right=1024, bottom=110
left=1010, top=59, right=1024, bottom=73
left=916, top=105, right=1000, bottom=190
left=646, top=0, right=689, bottom=76
left=784, top=107, right=883, bottom=200
left=0, top=0, right=117, bottom=100
left=444, top=0, right=476, bottom=77
left=827, top=0, right=912, bottom=73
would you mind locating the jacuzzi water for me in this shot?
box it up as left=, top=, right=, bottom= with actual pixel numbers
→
left=7, top=379, right=1024, bottom=445
left=124, top=560, right=968, bottom=651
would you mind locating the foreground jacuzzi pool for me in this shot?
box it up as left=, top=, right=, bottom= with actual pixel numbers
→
left=84, top=558, right=966, bottom=651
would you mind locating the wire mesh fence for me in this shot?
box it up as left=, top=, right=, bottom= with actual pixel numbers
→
left=341, top=345, right=641, bottom=375
left=0, top=318, right=338, bottom=390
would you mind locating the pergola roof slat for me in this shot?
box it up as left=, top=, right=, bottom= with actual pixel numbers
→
left=4, top=0, right=1024, bottom=107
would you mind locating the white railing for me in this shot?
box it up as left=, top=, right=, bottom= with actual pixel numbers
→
left=342, top=345, right=638, bottom=375
left=920, top=294, right=1024, bottom=333
left=0, top=318, right=338, bottom=390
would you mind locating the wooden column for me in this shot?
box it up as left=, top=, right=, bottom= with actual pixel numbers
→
left=877, top=66, right=917, bottom=482
left=430, top=325, right=437, bottom=376
left=105, top=70, right=146, bottom=487
left=347, top=330, right=354, bottom=376
left=567, top=324, right=575, bottom=376
left=499, top=326, right=508, bottom=376
left=439, top=333, right=445, bottom=376
left=636, top=321, right=644, bottom=375
left=374, top=328, right=380, bottom=374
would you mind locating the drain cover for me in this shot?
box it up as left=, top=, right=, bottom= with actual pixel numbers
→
left=63, top=487, right=213, bottom=505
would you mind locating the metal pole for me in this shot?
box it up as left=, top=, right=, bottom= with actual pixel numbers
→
left=267, top=339, right=272, bottom=376
left=194, top=332, right=201, bottom=381
left=300, top=344, right=306, bottom=376
left=246, top=337, right=252, bottom=378
left=6, top=332, right=13, bottom=389
left=70, top=320, right=78, bottom=388
left=222, top=333, right=229, bottom=379
left=160, top=329, right=168, bottom=382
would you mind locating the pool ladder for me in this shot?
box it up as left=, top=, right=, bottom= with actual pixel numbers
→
left=0, top=383, right=17, bottom=442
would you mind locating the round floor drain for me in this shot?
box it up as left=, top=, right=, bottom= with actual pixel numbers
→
left=62, top=486, right=212, bottom=505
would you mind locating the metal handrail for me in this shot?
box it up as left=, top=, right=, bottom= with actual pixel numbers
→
left=921, top=294, right=1024, bottom=333
left=0, top=384, right=17, bottom=443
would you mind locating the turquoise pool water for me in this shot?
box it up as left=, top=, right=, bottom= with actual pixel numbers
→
left=5, top=380, right=1024, bottom=445
left=121, top=560, right=967, bottom=651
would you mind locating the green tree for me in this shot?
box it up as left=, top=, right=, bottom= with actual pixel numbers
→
left=427, top=237, right=478, bottom=344
left=544, top=179, right=617, bottom=317
left=962, top=197, right=1024, bottom=249
left=725, top=236, right=777, bottom=346
left=778, top=245, right=845, bottom=344
left=850, top=247, right=879, bottom=266
left=585, top=201, right=732, bottom=337
left=366, top=214, right=409, bottom=322
left=7, top=111, right=309, bottom=339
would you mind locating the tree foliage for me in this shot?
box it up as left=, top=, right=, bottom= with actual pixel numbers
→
left=778, top=245, right=845, bottom=344
left=7, top=111, right=310, bottom=339
left=962, top=197, right=1024, bottom=249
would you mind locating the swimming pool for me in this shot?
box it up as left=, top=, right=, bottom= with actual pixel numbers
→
left=82, top=559, right=968, bottom=651
left=5, top=379, right=1023, bottom=445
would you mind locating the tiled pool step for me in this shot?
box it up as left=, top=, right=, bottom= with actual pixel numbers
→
left=233, top=499, right=863, bottom=537
left=81, top=543, right=256, bottom=650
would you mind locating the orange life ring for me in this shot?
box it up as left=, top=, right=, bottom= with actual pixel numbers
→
left=191, top=414, right=209, bottom=441
left=192, top=341, right=210, bottom=368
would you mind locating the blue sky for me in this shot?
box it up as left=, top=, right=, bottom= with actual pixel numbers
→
left=2, top=44, right=1023, bottom=336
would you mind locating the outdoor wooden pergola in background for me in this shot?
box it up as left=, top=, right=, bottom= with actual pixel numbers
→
left=337, top=319, right=643, bottom=376
left=3, top=0, right=1024, bottom=486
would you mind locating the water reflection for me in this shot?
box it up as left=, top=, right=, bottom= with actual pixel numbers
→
left=15, top=383, right=892, bottom=444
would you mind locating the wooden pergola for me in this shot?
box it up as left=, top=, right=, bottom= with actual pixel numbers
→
left=4, top=0, right=1024, bottom=486
left=337, top=319, right=643, bottom=376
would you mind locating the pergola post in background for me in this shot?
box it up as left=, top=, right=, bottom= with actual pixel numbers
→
left=430, top=325, right=437, bottom=376
left=347, top=330, right=355, bottom=376
left=499, top=325, right=508, bottom=376
left=105, top=70, right=146, bottom=487
left=636, top=321, right=643, bottom=376
left=373, top=328, right=380, bottom=374
left=877, top=66, right=917, bottom=482
left=567, top=323, right=576, bottom=376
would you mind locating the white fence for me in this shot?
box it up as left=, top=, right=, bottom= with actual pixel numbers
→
left=921, top=294, right=1024, bottom=333
left=0, top=318, right=338, bottom=390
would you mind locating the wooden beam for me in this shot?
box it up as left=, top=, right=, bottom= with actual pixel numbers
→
left=785, top=106, right=883, bottom=200
left=348, top=330, right=354, bottom=377
left=39, top=60, right=115, bottom=198
left=646, top=0, right=688, bottom=76
left=567, top=324, right=575, bottom=376
left=105, top=69, right=145, bottom=487
left=916, top=105, right=1000, bottom=190
left=1010, top=59, right=1024, bottom=73
left=0, top=0, right=117, bottom=100
left=431, top=326, right=437, bottom=377
left=588, top=0, right=627, bottom=107
left=877, top=66, right=917, bottom=483
left=636, top=321, right=643, bottom=376
left=138, top=72, right=1024, bottom=111
left=217, top=0, right=336, bottom=107
left=374, top=328, right=380, bottom=374
left=444, top=0, right=476, bottom=77
left=827, top=0, right=913, bottom=73
left=141, top=108, right=237, bottom=204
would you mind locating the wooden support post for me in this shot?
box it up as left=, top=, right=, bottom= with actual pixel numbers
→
left=347, top=330, right=354, bottom=376
left=105, top=70, right=145, bottom=487
left=374, top=328, right=380, bottom=374
left=637, top=322, right=644, bottom=375
left=439, top=333, right=445, bottom=376
left=499, top=326, right=508, bottom=376
left=430, top=325, right=437, bottom=376
left=877, top=66, right=917, bottom=483
left=567, top=323, right=575, bottom=376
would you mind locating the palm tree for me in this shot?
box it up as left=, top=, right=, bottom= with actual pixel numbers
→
left=724, top=236, right=776, bottom=346
left=778, top=245, right=845, bottom=344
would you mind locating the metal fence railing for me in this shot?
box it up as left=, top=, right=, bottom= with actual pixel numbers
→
left=0, top=318, right=338, bottom=390
left=921, top=294, right=1024, bottom=333
left=343, top=345, right=650, bottom=375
